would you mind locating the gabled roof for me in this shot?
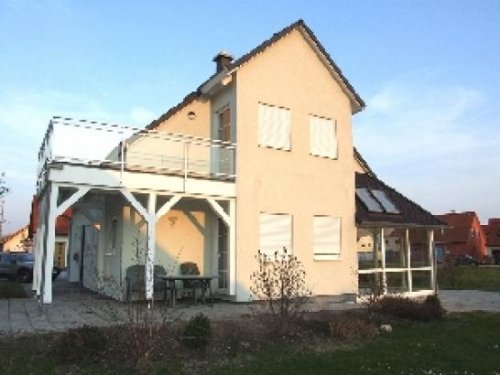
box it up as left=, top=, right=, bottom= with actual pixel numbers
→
left=0, top=225, right=28, bottom=245
left=353, top=147, right=376, bottom=177
left=355, top=173, right=445, bottom=227
left=147, top=19, right=365, bottom=130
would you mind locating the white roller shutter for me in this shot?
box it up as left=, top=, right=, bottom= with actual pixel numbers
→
left=258, top=103, right=291, bottom=150
left=309, top=115, right=337, bottom=158
left=313, top=216, right=341, bottom=260
left=259, top=213, right=292, bottom=257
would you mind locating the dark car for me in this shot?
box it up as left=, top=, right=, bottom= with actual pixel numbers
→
left=0, top=252, right=60, bottom=283
left=452, top=254, right=481, bottom=266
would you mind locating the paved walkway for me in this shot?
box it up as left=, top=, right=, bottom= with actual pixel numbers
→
left=0, top=280, right=359, bottom=335
left=1, top=282, right=499, bottom=336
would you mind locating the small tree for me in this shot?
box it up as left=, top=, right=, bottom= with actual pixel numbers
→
left=0, top=172, right=8, bottom=198
left=250, top=248, right=311, bottom=335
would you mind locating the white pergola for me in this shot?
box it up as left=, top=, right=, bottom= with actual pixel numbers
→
left=358, top=225, right=437, bottom=296
left=33, top=118, right=237, bottom=304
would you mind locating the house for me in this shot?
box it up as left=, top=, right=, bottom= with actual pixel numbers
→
left=0, top=225, right=31, bottom=252
left=32, top=20, right=443, bottom=304
left=29, top=196, right=72, bottom=269
left=434, top=211, right=487, bottom=262
left=483, top=218, right=500, bottom=264
left=354, top=153, right=444, bottom=295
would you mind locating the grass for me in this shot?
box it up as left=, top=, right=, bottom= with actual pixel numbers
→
left=210, top=312, right=500, bottom=375
left=438, top=266, right=500, bottom=292
left=0, top=280, right=27, bottom=298
left=0, top=312, right=499, bottom=374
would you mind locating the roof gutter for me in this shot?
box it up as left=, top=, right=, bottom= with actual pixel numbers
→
left=357, top=222, right=447, bottom=229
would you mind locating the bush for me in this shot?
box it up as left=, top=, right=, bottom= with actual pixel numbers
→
left=250, top=249, right=311, bottom=335
left=328, top=315, right=378, bottom=339
left=0, top=281, right=27, bottom=299
left=51, top=325, right=108, bottom=364
left=375, top=295, right=445, bottom=322
left=183, top=313, right=211, bottom=349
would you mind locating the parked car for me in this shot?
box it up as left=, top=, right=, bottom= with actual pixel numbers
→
left=0, top=252, right=60, bottom=283
left=451, top=254, right=481, bottom=266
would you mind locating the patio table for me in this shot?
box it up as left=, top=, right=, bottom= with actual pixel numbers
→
left=160, top=275, right=218, bottom=307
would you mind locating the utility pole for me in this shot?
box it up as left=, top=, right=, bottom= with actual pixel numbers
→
left=0, top=198, right=4, bottom=239
left=0, top=172, right=8, bottom=240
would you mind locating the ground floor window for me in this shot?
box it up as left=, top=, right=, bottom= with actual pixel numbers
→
left=313, top=216, right=341, bottom=260
left=357, top=227, right=435, bottom=295
left=259, top=213, right=292, bottom=258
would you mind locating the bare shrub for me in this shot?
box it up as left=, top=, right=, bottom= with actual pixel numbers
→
left=51, top=325, right=108, bottom=364
left=375, top=294, right=445, bottom=322
left=328, top=315, right=378, bottom=339
left=250, top=248, right=311, bottom=335
left=182, top=313, right=211, bottom=350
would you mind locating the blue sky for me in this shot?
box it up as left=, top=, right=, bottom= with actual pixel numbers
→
left=1, top=0, right=499, bottom=233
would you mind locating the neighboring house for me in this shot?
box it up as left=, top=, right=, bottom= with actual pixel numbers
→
left=29, top=196, right=71, bottom=269
left=0, top=225, right=32, bottom=252
left=483, top=218, right=500, bottom=264
left=32, top=20, right=443, bottom=304
left=435, top=211, right=487, bottom=261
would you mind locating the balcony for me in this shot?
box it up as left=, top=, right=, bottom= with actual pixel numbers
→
left=37, top=117, right=236, bottom=192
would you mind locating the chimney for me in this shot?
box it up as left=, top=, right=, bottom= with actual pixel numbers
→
left=213, top=51, right=234, bottom=73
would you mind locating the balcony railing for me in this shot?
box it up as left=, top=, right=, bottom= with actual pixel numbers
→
left=37, top=117, right=236, bottom=191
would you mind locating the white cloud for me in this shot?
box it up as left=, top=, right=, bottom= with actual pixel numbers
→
left=354, top=80, right=500, bottom=223
left=129, top=107, right=156, bottom=126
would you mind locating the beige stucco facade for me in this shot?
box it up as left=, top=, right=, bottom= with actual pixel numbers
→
left=37, top=22, right=367, bottom=303
left=122, top=28, right=360, bottom=301
left=232, top=29, right=357, bottom=300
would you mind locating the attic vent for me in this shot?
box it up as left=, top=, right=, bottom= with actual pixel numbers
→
left=213, top=51, right=234, bottom=73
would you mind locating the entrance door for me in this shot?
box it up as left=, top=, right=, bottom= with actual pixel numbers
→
left=81, top=224, right=98, bottom=290
left=217, top=218, right=229, bottom=292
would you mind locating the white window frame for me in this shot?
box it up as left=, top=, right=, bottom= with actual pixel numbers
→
left=313, top=216, right=341, bottom=261
left=258, top=102, right=291, bottom=151
left=259, top=213, right=293, bottom=259
left=309, top=115, right=338, bottom=159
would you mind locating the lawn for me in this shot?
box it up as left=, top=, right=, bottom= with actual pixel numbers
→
left=211, top=312, right=500, bottom=375
left=1, top=312, right=499, bottom=374
left=438, top=266, right=500, bottom=292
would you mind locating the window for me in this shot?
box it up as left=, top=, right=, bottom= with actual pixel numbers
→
left=218, top=107, right=231, bottom=142
left=258, top=103, right=291, bottom=150
left=309, top=115, right=337, bottom=158
left=356, top=188, right=400, bottom=214
left=356, top=188, right=383, bottom=213
left=259, top=213, right=292, bottom=258
left=313, top=216, right=341, bottom=260
left=371, top=190, right=400, bottom=214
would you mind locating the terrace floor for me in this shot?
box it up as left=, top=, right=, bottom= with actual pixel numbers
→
left=1, top=276, right=500, bottom=335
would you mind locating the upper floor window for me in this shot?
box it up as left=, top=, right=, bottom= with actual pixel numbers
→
left=258, top=103, right=291, bottom=150
left=309, top=115, right=337, bottom=159
left=218, top=107, right=231, bottom=142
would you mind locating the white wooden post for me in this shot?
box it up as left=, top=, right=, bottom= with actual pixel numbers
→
left=32, top=197, right=44, bottom=294
left=380, top=227, right=387, bottom=294
left=427, top=229, right=435, bottom=291
left=42, top=184, right=59, bottom=304
left=228, top=199, right=236, bottom=296
left=406, top=228, right=413, bottom=292
left=145, top=193, right=157, bottom=300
